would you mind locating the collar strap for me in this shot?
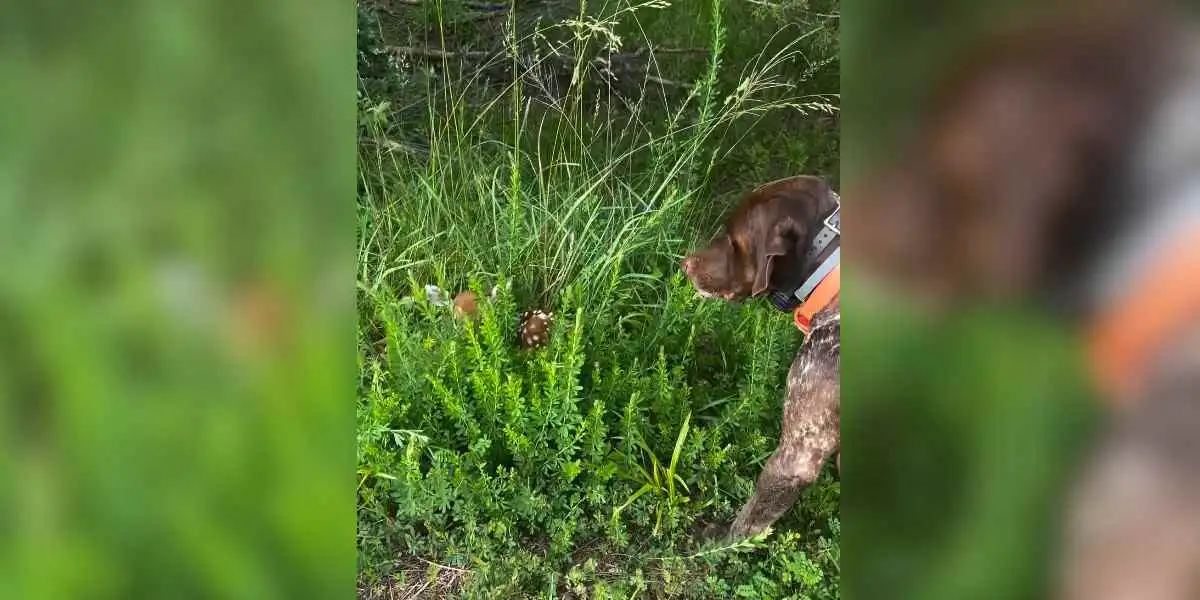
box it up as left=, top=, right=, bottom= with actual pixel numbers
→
left=769, top=201, right=841, bottom=312
left=794, top=264, right=840, bottom=334
left=795, top=203, right=841, bottom=298
left=1088, top=228, right=1200, bottom=405
left=807, top=201, right=841, bottom=259
left=795, top=247, right=840, bottom=304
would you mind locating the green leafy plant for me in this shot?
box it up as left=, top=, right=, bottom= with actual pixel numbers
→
left=356, top=0, right=840, bottom=596
left=612, top=411, right=692, bottom=536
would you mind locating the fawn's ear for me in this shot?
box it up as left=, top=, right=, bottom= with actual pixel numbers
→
left=751, top=216, right=802, bottom=297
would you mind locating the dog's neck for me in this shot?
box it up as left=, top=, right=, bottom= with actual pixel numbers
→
left=1076, top=34, right=1199, bottom=306
left=1079, top=33, right=1200, bottom=402
left=768, top=190, right=841, bottom=312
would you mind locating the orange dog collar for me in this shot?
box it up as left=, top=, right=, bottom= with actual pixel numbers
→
left=794, top=264, right=840, bottom=334
left=1088, top=228, right=1200, bottom=405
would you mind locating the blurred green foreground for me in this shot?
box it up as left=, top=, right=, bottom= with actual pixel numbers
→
left=1, top=3, right=354, bottom=599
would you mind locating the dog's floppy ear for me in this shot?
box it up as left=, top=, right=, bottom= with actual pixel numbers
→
left=745, top=176, right=832, bottom=297
left=751, top=215, right=803, bottom=297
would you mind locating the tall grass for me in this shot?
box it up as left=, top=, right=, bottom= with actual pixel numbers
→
left=357, top=0, right=839, bottom=597
left=358, top=0, right=835, bottom=305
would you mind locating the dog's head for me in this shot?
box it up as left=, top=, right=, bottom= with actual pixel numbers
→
left=682, top=175, right=837, bottom=301
left=853, top=9, right=1173, bottom=308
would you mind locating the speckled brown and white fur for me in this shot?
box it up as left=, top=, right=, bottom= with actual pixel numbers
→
left=729, top=299, right=840, bottom=539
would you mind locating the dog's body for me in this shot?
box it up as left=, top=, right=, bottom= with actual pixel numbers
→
left=730, top=301, right=840, bottom=538
left=682, top=175, right=840, bottom=539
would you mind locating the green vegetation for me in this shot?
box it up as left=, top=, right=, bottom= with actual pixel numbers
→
left=357, top=0, right=840, bottom=596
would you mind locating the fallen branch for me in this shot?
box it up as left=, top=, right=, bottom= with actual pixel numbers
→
left=463, top=0, right=509, bottom=11
left=648, top=46, right=710, bottom=55
left=458, top=9, right=510, bottom=22
left=645, top=75, right=693, bottom=89
left=390, top=46, right=494, bottom=60
left=389, top=42, right=704, bottom=98
left=392, top=44, right=707, bottom=65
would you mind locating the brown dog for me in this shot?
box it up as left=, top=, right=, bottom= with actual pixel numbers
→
left=682, top=175, right=841, bottom=539
left=682, top=176, right=838, bottom=302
